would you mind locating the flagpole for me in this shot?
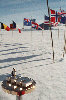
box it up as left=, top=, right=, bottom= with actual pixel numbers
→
left=42, top=14, right=45, bottom=35
left=31, top=16, right=32, bottom=34
left=23, top=18, right=24, bottom=30
left=30, top=16, right=32, bottom=55
left=31, top=16, right=32, bottom=42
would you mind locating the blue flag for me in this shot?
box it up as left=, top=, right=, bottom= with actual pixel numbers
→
left=60, top=16, right=66, bottom=24
left=24, top=18, right=32, bottom=26
left=13, top=21, right=16, bottom=28
left=44, top=15, right=49, bottom=20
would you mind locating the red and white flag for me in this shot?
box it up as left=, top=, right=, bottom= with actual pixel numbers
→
left=16, top=25, right=21, bottom=33
left=32, top=21, right=42, bottom=30
left=50, top=9, right=56, bottom=23
left=50, top=9, right=61, bottom=26
left=18, top=28, right=21, bottom=33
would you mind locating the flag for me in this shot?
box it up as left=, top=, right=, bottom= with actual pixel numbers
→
left=32, top=21, right=42, bottom=30
left=58, top=8, right=66, bottom=17
left=16, top=25, right=21, bottom=33
left=10, top=21, right=21, bottom=33
left=0, top=22, right=10, bottom=31
left=10, top=24, right=13, bottom=29
left=44, top=15, right=53, bottom=27
left=3, top=24, right=10, bottom=31
left=44, top=15, right=51, bottom=25
left=18, top=28, right=21, bottom=33
left=13, top=21, right=16, bottom=28
left=44, top=21, right=50, bottom=24
left=60, top=16, right=66, bottom=24
left=31, top=19, right=36, bottom=23
left=32, top=21, right=38, bottom=29
left=50, top=9, right=55, bottom=14
left=50, top=9, right=56, bottom=23
left=10, top=21, right=16, bottom=29
left=24, top=18, right=32, bottom=26
left=50, top=9, right=61, bottom=26
left=44, top=15, right=50, bottom=21
left=58, top=11, right=66, bottom=17
left=39, top=23, right=50, bottom=30
left=1, top=23, right=4, bottom=29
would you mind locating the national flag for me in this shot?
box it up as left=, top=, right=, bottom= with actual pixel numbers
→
left=13, top=21, right=16, bottom=28
left=0, top=22, right=10, bottom=31
left=39, top=23, right=50, bottom=30
left=0, top=23, right=4, bottom=29
left=50, top=9, right=56, bottom=23
left=58, top=8, right=66, bottom=17
left=10, top=24, right=13, bottom=29
left=31, top=19, right=36, bottom=23
left=32, top=21, right=42, bottom=30
left=60, top=16, right=66, bottom=24
left=16, top=24, right=21, bottom=33
left=44, top=15, right=51, bottom=26
left=24, top=18, right=32, bottom=26
left=50, top=9, right=56, bottom=14
left=32, top=21, right=38, bottom=29
left=18, top=28, right=21, bottom=33
left=44, top=15, right=50, bottom=21
left=50, top=9, right=61, bottom=26
left=58, top=11, right=66, bottom=17
left=44, top=15, right=53, bottom=26
left=10, top=21, right=21, bottom=33
left=10, top=21, right=16, bottom=29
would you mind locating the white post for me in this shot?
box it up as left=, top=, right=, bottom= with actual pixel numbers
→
left=16, top=96, right=23, bottom=100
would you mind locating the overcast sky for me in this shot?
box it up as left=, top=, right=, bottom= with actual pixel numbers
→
left=0, top=0, right=66, bottom=27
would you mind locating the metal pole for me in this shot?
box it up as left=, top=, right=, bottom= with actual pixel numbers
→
left=16, top=96, right=23, bottom=100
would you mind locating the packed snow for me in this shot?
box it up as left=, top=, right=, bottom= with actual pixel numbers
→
left=0, top=27, right=66, bottom=100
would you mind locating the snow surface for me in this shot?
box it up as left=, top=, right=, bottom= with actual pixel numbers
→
left=0, top=27, right=66, bottom=100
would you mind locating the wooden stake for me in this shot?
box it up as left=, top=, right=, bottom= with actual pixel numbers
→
left=53, top=50, right=54, bottom=62
left=63, top=52, right=64, bottom=58
left=64, top=45, right=65, bottom=51
left=51, top=31, right=52, bottom=39
left=52, top=39, right=53, bottom=48
left=46, top=0, right=48, bottom=7
left=64, top=30, right=65, bottom=40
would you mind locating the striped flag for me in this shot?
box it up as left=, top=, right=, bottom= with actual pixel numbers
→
left=0, top=22, right=10, bottom=31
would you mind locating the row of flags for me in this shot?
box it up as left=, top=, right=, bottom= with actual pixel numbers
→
left=10, top=21, right=21, bottom=33
left=45, top=9, right=66, bottom=26
left=0, top=8, right=66, bottom=31
left=24, top=18, right=42, bottom=30
left=50, top=9, right=66, bottom=24
left=23, top=9, right=66, bottom=30
left=0, top=21, right=21, bottom=33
